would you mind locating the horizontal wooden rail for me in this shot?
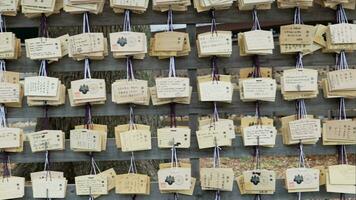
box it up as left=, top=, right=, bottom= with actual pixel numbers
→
left=22, top=181, right=354, bottom=200
left=7, top=91, right=356, bottom=118
left=6, top=46, right=353, bottom=73
left=5, top=3, right=356, bottom=28
left=7, top=136, right=355, bottom=163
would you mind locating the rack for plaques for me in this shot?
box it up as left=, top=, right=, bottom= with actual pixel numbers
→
left=4, top=1, right=356, bottom=199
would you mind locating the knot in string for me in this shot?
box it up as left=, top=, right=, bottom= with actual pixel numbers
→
left=84, top=103, right=93, bottom=129
left=252, top=55, right=261, bottom=78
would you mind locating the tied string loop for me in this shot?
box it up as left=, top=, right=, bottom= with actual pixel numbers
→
left=251, top=8, right=261, bottom=31
left=0, top=13, right=6, bottom=32
left=209, top=8, right=217, bottom=34
left=126, top=56, right=135, bottom=80
left=2, top=152, right=11, bottom=178
left=167, top=7, right=174, bottom=32
left=211, top=56, right=219, bottom=81
left=336, top=4, right=348, bottom=24
left=123, top=9, right=132, bottom=32
left=0, top=105, right=7, bottom=128
left=293, top=7, right=303, bottom=24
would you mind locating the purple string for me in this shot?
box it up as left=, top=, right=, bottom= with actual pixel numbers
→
left=252, top=55, right=261, bottom=78
left=253, top=136, right=261, bottom=170
left=127, top=56, right=134, bottom=80
left=170, top=103, right=177, bottom=128
left=40, top=14, right=49, bottom=38
left=211, top=56, right=219, bottom=81
left=84, top=103, right=92, bottom=129
left=209, top=8, right=217, bottom=34
left=2, top=152, right=10, bottom=178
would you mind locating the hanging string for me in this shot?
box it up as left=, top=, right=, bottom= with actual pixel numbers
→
left=128, top=105, right=137, bottom=130
left=209, top=8, right=217, bottom=34
left=128, top=152, right=137, bottom=174
left=170, top=103, right=177, bottom=128
left=251, top=8, right=261, bottom=31
left=82, top=12, right=92, bottom=81
left=84, top=103, right=93, bottom=129
left=39, top=60, right=48, bottom=76
left=83, top=12, right=91, bottom=33
left=123, top=9, right=132, bottom=32
left=126, top=56, right=135, bottom=80
left=0, top=14, right=6, bottom=69
left=2, top=152, right=11, bottom=179
left=169, top=57, right=176, bottom=78
left=336, top=4, right=348, bottom=24
left=170, top=140, right=178, bottom=168
left=293, top=7, right=303, bottom=24
left=253, top=135, right=261, bottom=200
left=213, top=135, right=221, bottom=200
left=0, top=13, right=6, bottom=33
left=39, top=14, right=49, bottom=38
left=167, top=7, right=174, bottom=32
left=0, top=105, right=6, bottom=128
left=255, top=101, right=262, bottom=126
left=0, top=60, right=6, bottom=71
left=211, top=56, right=219, bottom=81
left=296, top=99, right=308, bottom=120
left=253, top=136, right=261, bottom=170
left=84, top=56, right=92, bottom=79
